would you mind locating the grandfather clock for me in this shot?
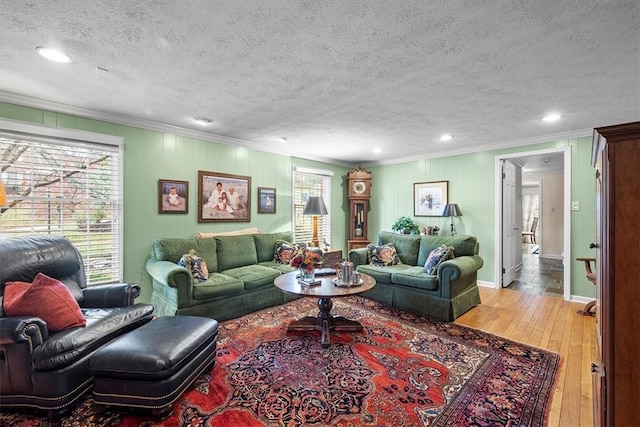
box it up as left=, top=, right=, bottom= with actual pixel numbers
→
left=347, top=167, right=372, bottom=252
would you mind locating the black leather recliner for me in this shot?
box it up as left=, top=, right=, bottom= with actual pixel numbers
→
left=0, top=235, right=155, bottom=419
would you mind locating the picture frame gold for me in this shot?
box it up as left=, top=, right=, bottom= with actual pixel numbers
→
left=198, top=171, right=251, bottom=222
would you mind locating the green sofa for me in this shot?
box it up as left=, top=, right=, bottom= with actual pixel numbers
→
left=146, top=231, right=300, bottom=321
left=348, top=231, right=483, bottom=321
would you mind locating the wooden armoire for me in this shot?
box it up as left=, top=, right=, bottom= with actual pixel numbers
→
left=591, top=121, right=640, bottom=427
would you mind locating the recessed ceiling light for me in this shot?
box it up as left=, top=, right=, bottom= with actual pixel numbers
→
left=373, top=147, right=382, bottom=154
left=277, top=137, right=287, bottom=143
left=542, top=113, right=561, bottom=122
left=36, top=47, right=71, bottom=63
left=440, top=134, right=453, bottom=142
left=193, top=117, right=213, bottom=125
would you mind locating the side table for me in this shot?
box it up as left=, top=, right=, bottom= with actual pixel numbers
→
left=320, top=249, right=343, bottom=268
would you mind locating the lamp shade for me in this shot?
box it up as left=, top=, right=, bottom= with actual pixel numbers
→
left=303, top=196, right=328, bottom=216
left=442, top=203, right=462, bottom=217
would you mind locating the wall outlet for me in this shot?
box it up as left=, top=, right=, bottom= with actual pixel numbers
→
left=571, top=201, right=580, bottom=211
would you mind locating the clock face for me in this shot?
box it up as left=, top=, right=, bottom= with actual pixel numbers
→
left=352, top=181, right=367, bottom=194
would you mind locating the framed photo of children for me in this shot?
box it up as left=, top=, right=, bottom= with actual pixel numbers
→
left=258, top=187, right=276, bottom=213
left=414, top=180, right=448, bottom=217
left=158, top=179, right=189, bottom=214
left=198, top=170, right=251, bottom=222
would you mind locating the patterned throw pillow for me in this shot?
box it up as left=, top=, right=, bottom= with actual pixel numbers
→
left=274, top=240, right=306, bottom=264
left=178, top=250, right=209, bottom=283
left=424, top=245, right=455, bottom=274
left=367, top=243, right=401, bottom=266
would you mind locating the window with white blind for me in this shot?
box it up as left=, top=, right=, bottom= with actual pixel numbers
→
left=292, top=167, right=332, bottom=246
left=0, top=121, right=123, bottom=285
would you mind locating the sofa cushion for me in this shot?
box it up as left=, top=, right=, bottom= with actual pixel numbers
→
left=417, top=235, right=477, bottom=266
left=391, top=267, right=439, bottom=291
left=254, top=231, right=295, bottom=262
left=377, top=231, right=421, bottom=265
left=192, top=274, right=244, bottom=299
left=215, top=235, right=258, bottom=271
left=221, top=265, right=282, bottom=291
left=367, top=243, right=401, bottom=266
left=259, top=261, right=297, bottom=274
left=356, top=264, right=411, bottom=283
left=32, top=303, right=154, bottom=371
left=152, top=238, right=218, bottom=273
left=274, top=240, right=306, bottom=264
left=424, top=245, right=455, bottom=274
left=4, top=273, right=87, bottom=332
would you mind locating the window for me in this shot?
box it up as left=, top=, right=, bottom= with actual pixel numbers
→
left=292, top=167, right=332, bottom=246
left=0, top=120, right=123, bottom=285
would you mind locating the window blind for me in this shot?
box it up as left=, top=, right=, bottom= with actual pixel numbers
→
left=0, top=126, right=123, bottom=285
left=292, top=167, right=332, bottom=246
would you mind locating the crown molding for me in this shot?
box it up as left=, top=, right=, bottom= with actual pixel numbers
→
left=1, top=91, right=589, bottom=169
left=0, top=91, right=354, bottom=168
left=363, top=128, right=592, bottom=167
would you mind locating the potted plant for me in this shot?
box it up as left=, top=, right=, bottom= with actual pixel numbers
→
left=391, top=216, right=420, bottom=234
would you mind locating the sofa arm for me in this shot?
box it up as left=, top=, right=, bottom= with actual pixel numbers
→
left=348, top=248, right=369, bottom=267
left=82, top=283, right=141, bottom=308
left=0, top=316, right=48, bottom=346
left=146, top=258, right=194, bottom=290
left=437, top=255, right=484, bottom=295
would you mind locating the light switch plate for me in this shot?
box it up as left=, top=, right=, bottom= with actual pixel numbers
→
left=571, top=201, right=580, bottom=211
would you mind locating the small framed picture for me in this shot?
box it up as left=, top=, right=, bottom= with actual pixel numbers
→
left=414, top=180, right=448, bottom=216
left=258, top=187, right=276, bottom=214
left=158, top=179, right=189, bottom=214
left=198, top=170, right=251, bottom=222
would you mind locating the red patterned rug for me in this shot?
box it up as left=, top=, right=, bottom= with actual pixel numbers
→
left=0, top=296, right=560, bottom=426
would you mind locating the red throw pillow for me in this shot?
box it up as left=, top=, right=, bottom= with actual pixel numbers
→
left=3, top=273, right=86, bottom=331
left=3, top=281, right=31, bottom=309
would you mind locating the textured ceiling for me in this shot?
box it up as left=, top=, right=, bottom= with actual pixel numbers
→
left=0, top=0, right=638, bottom=166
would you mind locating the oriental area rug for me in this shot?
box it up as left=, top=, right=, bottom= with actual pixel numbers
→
left=1, top=296, right=560, bottom=427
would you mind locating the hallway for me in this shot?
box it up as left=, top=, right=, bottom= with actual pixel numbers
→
left=507, top=243, right=564, bottom=297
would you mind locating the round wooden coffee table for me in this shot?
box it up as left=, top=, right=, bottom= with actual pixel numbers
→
left=274, top=271, right=375, bottom=347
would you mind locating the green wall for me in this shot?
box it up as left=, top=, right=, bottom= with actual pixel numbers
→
left=1, top=101, right=596, bottom=302
left=0, top=102, right=350, bottom=302
left=367, top=137, right=596, bottom=299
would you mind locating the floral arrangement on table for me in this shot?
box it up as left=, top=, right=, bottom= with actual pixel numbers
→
left=290, top=250, right=323, bottom=273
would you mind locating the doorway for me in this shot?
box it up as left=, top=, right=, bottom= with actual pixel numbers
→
left=494, top=147, right=571, bottom=300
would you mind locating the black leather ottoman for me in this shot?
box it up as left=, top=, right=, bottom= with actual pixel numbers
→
left=89, top=315, right=218, bottom=418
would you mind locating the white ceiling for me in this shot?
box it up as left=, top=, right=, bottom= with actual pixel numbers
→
left=1, top=1, right=638, bottom=166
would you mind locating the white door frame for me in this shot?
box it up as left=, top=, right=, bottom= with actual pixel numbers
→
left=494, top=146, right=572, bottom=300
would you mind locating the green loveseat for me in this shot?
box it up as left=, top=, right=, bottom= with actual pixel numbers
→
left=146, top=231, right=300, bottom=321
left=348, top=231, right=483, bottom=321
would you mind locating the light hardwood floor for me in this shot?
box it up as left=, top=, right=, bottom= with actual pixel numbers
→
left=455, top=286, right=595, bottom=427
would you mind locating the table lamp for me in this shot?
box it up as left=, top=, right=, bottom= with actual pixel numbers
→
left=442, top=203, right=462, bottom=235
left=303, top=196, right=328, bottom=247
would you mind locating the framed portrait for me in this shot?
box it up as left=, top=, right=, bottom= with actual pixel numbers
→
left=198, top=170, right=251, bottom=222
left=258, top=187, right=276, bottom=214
left=158, top=179, right=189, bottom=214
left=414, top=180, right=448, bottom=217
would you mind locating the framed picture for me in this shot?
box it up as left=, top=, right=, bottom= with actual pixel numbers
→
left=414, top=180, right=448, bottom=216
left=198, top=171, right=251, bottom=222
left=158, top=179, right=189, bottom=214
left=258, top=187, right=276, bottom=214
